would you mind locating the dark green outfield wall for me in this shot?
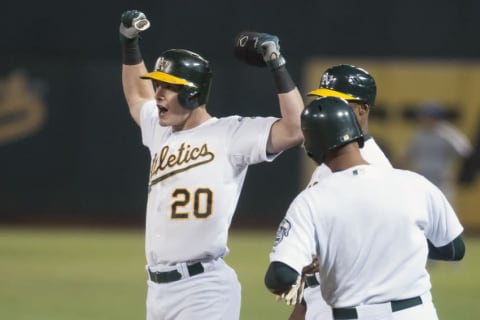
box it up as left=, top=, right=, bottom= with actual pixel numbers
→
left=1, top=0, right=479, bottom=226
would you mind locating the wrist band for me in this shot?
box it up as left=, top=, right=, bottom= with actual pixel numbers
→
left=272, top=66, right=295, bottom=93
left=121, top=37, right=143, bottom=65
left=267, top=56, right=287, bottom=71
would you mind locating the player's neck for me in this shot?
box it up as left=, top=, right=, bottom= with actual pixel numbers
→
left=324, top=143, right=368, bottom=172
left=361, top=121, right=368, bottom=134
left=172, top=106, right=212, bottom=132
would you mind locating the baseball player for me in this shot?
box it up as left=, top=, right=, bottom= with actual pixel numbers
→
left=265, top=96, right=465, bottom=320
left=290, top=64, right=393, bottom=320
left=119, top=9, right=304, bottom=320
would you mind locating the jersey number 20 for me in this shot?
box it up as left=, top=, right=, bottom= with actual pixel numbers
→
left=171, top=188, right=213, bottom=219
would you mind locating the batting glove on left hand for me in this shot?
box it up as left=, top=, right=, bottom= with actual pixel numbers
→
left=255, top=33, right=286, bottom=71
left=233, top=31, right=286, bottom=71
left=275, top=275, right=305, bottom=306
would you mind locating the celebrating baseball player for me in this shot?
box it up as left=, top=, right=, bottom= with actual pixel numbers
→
left=265, top=96, right=465, bottom=320
left=119, top=9, right=304, bottom=320
left=290, top=64, right=393, bottom=320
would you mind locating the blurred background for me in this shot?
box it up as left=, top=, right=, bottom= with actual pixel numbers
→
left=2, top=0, right=480, bottom=229
left=1, top=0, right=480, bottom=319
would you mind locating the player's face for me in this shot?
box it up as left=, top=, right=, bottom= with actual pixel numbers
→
left=153, top=81, right=191, bottom=129
left=347, top=100, right=369, bottom=132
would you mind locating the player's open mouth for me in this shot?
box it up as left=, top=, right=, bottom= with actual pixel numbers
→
left=158, top=105, right=168, bottom=115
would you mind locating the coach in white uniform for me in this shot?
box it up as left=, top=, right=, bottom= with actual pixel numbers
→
left=119, top=10, right=304, bottom=320
left=291, top=64, right=392, bottom=320
left=265, top=97, right=465, bottom=320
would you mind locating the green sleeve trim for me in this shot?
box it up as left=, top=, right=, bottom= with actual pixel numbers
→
left=264, top=261, right=299, bottom=291
left=428, top=235, right=465, bottom=261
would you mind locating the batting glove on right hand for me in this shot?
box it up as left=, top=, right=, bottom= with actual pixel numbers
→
left=275, top=275, right=305, bottom=306
left=119, top=10, right=151, bottom=41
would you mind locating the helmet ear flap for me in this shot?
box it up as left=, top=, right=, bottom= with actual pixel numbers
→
left=178, top=86, right=200, bottom=109
left=305, top=150, right=324, bottom=164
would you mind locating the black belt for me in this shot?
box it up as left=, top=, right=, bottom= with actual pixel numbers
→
left=332, top=296, right=422, bottom=319
left=148, top=262, right=204, bottom=283
left=305, top=275, right=320, bottom=288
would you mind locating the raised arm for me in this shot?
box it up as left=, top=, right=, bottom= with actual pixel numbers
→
left=234, top=32, right=304, bottom=154
left=119, top=10, right=155, bottom=126
left=271, top=72, right=304, bottom=154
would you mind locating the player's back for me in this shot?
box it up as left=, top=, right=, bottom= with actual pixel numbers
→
left=307, top=137, right=391, bottom=187
left=307, top=164, right=435, bottom=307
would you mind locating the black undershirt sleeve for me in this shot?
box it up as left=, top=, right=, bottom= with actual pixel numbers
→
left=264, top=261, right=299, bottom=291
left=428, top=235, right=465, bottom=261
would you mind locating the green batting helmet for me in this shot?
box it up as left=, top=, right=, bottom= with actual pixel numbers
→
left=141, top=49, right=212, bottom=109
left=301, top=96, right=364, bottom=164
left=308, top=64, right=376, bottom=106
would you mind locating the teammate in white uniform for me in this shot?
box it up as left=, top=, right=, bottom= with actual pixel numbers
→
left=265, top=97, right=465, bottom=320
left=291, top=64, right=392, bottom=320
left=119, top=10, right=304, bottom=320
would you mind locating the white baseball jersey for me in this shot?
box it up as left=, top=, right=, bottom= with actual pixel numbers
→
left=270, top=164, right=463, bottom=310
left=307, top=136, right=392, bottom=188
left=140, top=101, right=279, bottom=266
left=303, top=136, right=392, bottom=319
